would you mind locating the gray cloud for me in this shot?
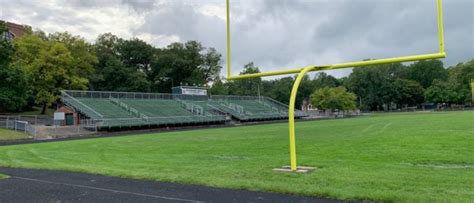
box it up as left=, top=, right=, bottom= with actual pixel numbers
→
left=65, top=0, right=156, bottom=12
left=0, top=0, right=472, bottom=79
left=134, top=0, right=473, bottom=78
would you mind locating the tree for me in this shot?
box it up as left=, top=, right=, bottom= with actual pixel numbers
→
left=425, top=60, right=474, bottom=105
left=392, top=79, right=425, bottom=108
left=209, top=78, right=228, bottom=95
left=91, top=33, right=122, bottom=90
left=295, top=75, right=313, bottom=108
left=14, top=34, right=88, bottom=114
left=267, top=77, right=294, bottom=105
left=92, top=33, right=151, bottom=92
left=0, top=21, right=29, bottom=112
left=447, top=60, right=474, bottom=103
left=228, top=62, right=263, bottom=96
left=0, top=65, right=29, bottom=111
left=312, top=72, right=339, bottom=89
left=425, top=79, right=455, bottom=104
left=297, top=72, right=341, bottom=110
left=92, top=35, right=221, bottom=93
left=49, top=32, right=98, bottom=82
left=119, top=38, right=155, bottom=76
left=310, top=87, right=357, bottom=111
left=151, top=41, right=222, bottom=92
left=408, top=60, right=447, bottom=88
left=200, top=48, right=222, bottom=83
left=0, top=21, right=14, bottom=67
left=345, top=65, right=392, bottom=110
left=99, top=56, right=150, bottom=92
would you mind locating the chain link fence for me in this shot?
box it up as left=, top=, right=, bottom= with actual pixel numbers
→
left=0, top=115, right=98, bottom=140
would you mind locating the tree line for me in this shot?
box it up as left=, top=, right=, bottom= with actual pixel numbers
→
left=211, top=60, right=473, bottom=111
left=0, top=22, right=221, bottom=114
left=0, top=21, right=473, bottom=114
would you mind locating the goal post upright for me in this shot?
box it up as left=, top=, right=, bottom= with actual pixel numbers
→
left=226, top=0, right=446, bottom=172
left=226, top=0, right=231, bottom=79
left=437, top=0, right=445, bottom=54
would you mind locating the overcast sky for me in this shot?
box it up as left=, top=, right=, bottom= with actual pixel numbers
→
left=1, top=0, right=473, bottom=79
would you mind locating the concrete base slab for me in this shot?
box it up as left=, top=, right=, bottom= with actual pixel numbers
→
left=272, top=166, right=316, bottom=173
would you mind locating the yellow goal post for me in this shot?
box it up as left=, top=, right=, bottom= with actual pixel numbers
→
left=225, top=0, right=447, bottom=172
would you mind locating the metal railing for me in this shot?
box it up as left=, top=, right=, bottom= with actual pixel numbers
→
left=63, top=90, right=208, bottom=101
left=62, top=91, right=103, bottom=118
left=64, top=90, right=284, bottom=102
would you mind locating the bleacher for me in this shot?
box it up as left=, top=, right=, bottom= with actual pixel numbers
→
left=61, top=90, right=307, bottom=129
left=207, top=97, right=289, bottom=121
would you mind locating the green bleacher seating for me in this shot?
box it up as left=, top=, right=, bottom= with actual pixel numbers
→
left=61, top=91, right=307, bottom=128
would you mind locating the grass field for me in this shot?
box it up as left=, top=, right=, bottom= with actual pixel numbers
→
left=0, top=128, right=28, bottom=141
left=0, top=111, right=472, bottom=201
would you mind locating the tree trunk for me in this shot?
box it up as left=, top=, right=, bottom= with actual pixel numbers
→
left=41, top=103, right=47, bottom=115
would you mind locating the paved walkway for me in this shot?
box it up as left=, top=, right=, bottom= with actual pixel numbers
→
left=0, top=167, right=349, bottom=203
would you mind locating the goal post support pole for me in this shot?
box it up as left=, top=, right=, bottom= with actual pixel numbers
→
left=288, top=66, right=316, bottom=171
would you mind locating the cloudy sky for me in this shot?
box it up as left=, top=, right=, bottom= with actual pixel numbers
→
left=1, top=0, right=472, bottom=79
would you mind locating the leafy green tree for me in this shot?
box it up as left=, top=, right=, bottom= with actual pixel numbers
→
left=92, top=34, right=221, bottom=93
left=312, top=72, right=339, bottom=89
left=200, top=48, right=222, bottom=83
left=310, top=87, right=357, bottom=111
left=92, top=33, right=151, bottom=92
left=447, top=60, right=474, bottom=103
left=392, top=79, right=425, bottom=107
left=0, top=21, right=14, bottom=67
left=408, top=60, right=447, bottom=88
left=295, top=75, right=313, bottom=108
left=49, top=32, right=98, bottom=81
left=425, top=60, right=474, bottom=105
left=298, top=72, right=341, bottom=109
left=99, top=56, right=150, bottom=92
left=0, top=21, right=29, bottom=111
left=151, top=41, right=222, bottom=92
left=345, top=65, right=392, bottom=110
left=120, top=38, right=155, bottom=76
left=425, top=79, right=455, bottom=104
left=14, top=34, right=88, bottom=114
left=0, top=65, right=29, bottom=111
left=267, top=77, right=294, bottom=105
left=151, top=42, right=200, bottom=92
left=228, top=62, right=262, bottom=96
left=210, top=78, right=228, bottom=95
left=91, top=33, right=122, bottom=90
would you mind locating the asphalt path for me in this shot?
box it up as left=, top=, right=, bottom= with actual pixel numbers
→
left=0, top=167, right=350, bottom=203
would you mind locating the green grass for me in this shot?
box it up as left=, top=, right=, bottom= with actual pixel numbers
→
left=0, top=112, right=473, bottom=201
left=0, top=128, right=28, bottom=140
